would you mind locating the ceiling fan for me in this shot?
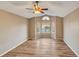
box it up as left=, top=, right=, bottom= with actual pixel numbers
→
left=26, top=1, right=48, bottom=14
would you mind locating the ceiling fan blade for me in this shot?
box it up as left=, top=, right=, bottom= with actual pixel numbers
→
left=26, top=8, right=33, bottom=10
left=42, top=8, right=48, bottom=10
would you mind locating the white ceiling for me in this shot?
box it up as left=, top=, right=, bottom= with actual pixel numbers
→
left=0, top=1, right=79, bottom=18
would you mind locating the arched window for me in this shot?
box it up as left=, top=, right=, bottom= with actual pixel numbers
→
left=42, top=16, right=50, bottom=20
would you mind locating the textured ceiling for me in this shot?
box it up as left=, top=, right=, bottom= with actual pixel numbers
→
left=0, top=1, right=79, bottom=18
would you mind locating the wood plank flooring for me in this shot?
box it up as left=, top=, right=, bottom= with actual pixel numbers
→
left=2, top=38, right=77, bottom=57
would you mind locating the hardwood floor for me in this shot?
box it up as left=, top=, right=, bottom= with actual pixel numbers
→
left=2, top=38, right=77, bottom=57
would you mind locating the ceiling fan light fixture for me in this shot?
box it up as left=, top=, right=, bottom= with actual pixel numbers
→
left=35, top=10, right=41, bottom=14
left=26, top=1, right=48, bottom=14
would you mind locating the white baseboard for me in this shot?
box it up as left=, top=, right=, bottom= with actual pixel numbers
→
left=0, top=39, right=27, bottom=56
left=64, top=39, right=79, bottom=57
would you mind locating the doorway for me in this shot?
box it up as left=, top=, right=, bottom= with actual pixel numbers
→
left=28, top=15, right=56, bottom=40
left=35, top=16, right=52, bottom=39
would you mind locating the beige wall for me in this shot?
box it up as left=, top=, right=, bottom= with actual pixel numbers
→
left=0, top=10, right=28, bottom=56
left=56, top=16, right=63, bottom=40
left=28, top=17, right=35, bottom=39
left=64, top=8, right=79, bottom=56
left=50, top=16, right=56, bottom=39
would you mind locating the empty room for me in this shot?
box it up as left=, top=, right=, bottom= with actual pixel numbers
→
left=0, top=1, right=79, bottom=57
